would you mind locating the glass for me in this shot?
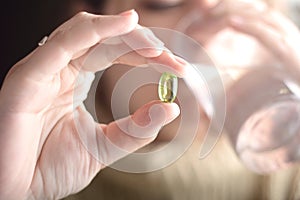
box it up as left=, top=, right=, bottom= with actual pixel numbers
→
left=224, top=68, right=300, bottom=173
left=175, top=9, right=300, bottom=174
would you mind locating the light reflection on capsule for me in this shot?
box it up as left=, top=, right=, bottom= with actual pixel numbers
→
left=158, top=72, right=178, bottom=103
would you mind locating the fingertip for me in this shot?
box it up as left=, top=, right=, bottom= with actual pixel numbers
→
left=130, top=9, right=139, bottom=26
left=119, top=9, right=135, bottom=16
left=151, top=52, right=190, bottom=78
left=170, top=102, right=180, bottom=117
left=98, top=10, right=139, bottom=38
left=119, top=9, right=139, bottom=28
left=171, top=55, right=189, bottom=77
left=137, top=48, right=164, bottom=58
left=132, top=101, right=180, bottom=127
left=149, top=102, right=180, bottom=125
left=162, top=102, right=180, bottom=124
left=121, top=26, right=164, bottom=58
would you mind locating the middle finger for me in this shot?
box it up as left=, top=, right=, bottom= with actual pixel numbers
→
left=73, top=27, right=188, bottom=77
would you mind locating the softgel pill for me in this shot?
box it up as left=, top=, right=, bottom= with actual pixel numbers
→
left=158, top=72, right=178, bottom=103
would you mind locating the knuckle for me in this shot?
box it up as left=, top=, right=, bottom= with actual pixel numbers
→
left=51, top=29, right=67, bottom=43
left=75, top=11, right=89, bottom=19
left=73, top=11, right=93, bottom=23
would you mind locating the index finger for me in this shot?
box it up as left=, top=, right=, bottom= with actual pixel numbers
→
left=20, top=10, right=139, bottom=81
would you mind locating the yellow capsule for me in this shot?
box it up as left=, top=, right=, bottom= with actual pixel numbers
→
left=158, top=72, right=178, bottom=103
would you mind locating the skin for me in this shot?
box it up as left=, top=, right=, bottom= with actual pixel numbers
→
left=100, top=0, right=300, bottom=143
left=1, top=0, right=300, bottom=199
left=0, top=10, right=186, bottom=199
left=102, top=0, right=300, bottom=73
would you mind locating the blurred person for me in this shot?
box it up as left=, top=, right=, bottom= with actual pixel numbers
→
left=66, top=0, right=300, bottom=199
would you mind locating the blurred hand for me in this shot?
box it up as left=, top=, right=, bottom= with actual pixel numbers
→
left=185, top=0, right=300, bottom=172
left=0, top=10, right=186, bottom=199
left=213, top=0, right=300, bottom=173
left=227, top=0, right=300, bottom=81
left=185, top=0, right=299, bottom=69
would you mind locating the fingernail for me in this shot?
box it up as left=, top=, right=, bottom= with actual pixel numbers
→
left=136, top=26, right=164, bottom=46
left=174, top=56, right=188, bottom=66
left=149, top=103, right=180, bottom=125
left=230, top=16, right=244, bottom=25
left=119, top=9, right=135, bottom=16
left=146, top=31, right=164, bottom=47
left=149, top=104, right=166, bottom=120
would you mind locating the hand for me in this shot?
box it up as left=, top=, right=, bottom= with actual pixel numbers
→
left=225, top=1, right=300, bottom=172
left=186, top=0, right=300, bottom=172
left=0, top=10, right=185, bottom=199
left=185, top=0, right=283, bottom=69
left=228, top=0, right=300, bottom=81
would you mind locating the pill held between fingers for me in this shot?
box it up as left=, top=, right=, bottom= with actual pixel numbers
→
left=158, top=72, right=178, bottom=103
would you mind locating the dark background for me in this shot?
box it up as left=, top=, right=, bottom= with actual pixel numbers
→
left=0, top=1, right=70, bottom=85
left=0, top=0, right=106, bottom=86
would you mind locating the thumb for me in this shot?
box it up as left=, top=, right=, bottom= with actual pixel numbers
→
left=74, top=101, right=180, bottom=168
